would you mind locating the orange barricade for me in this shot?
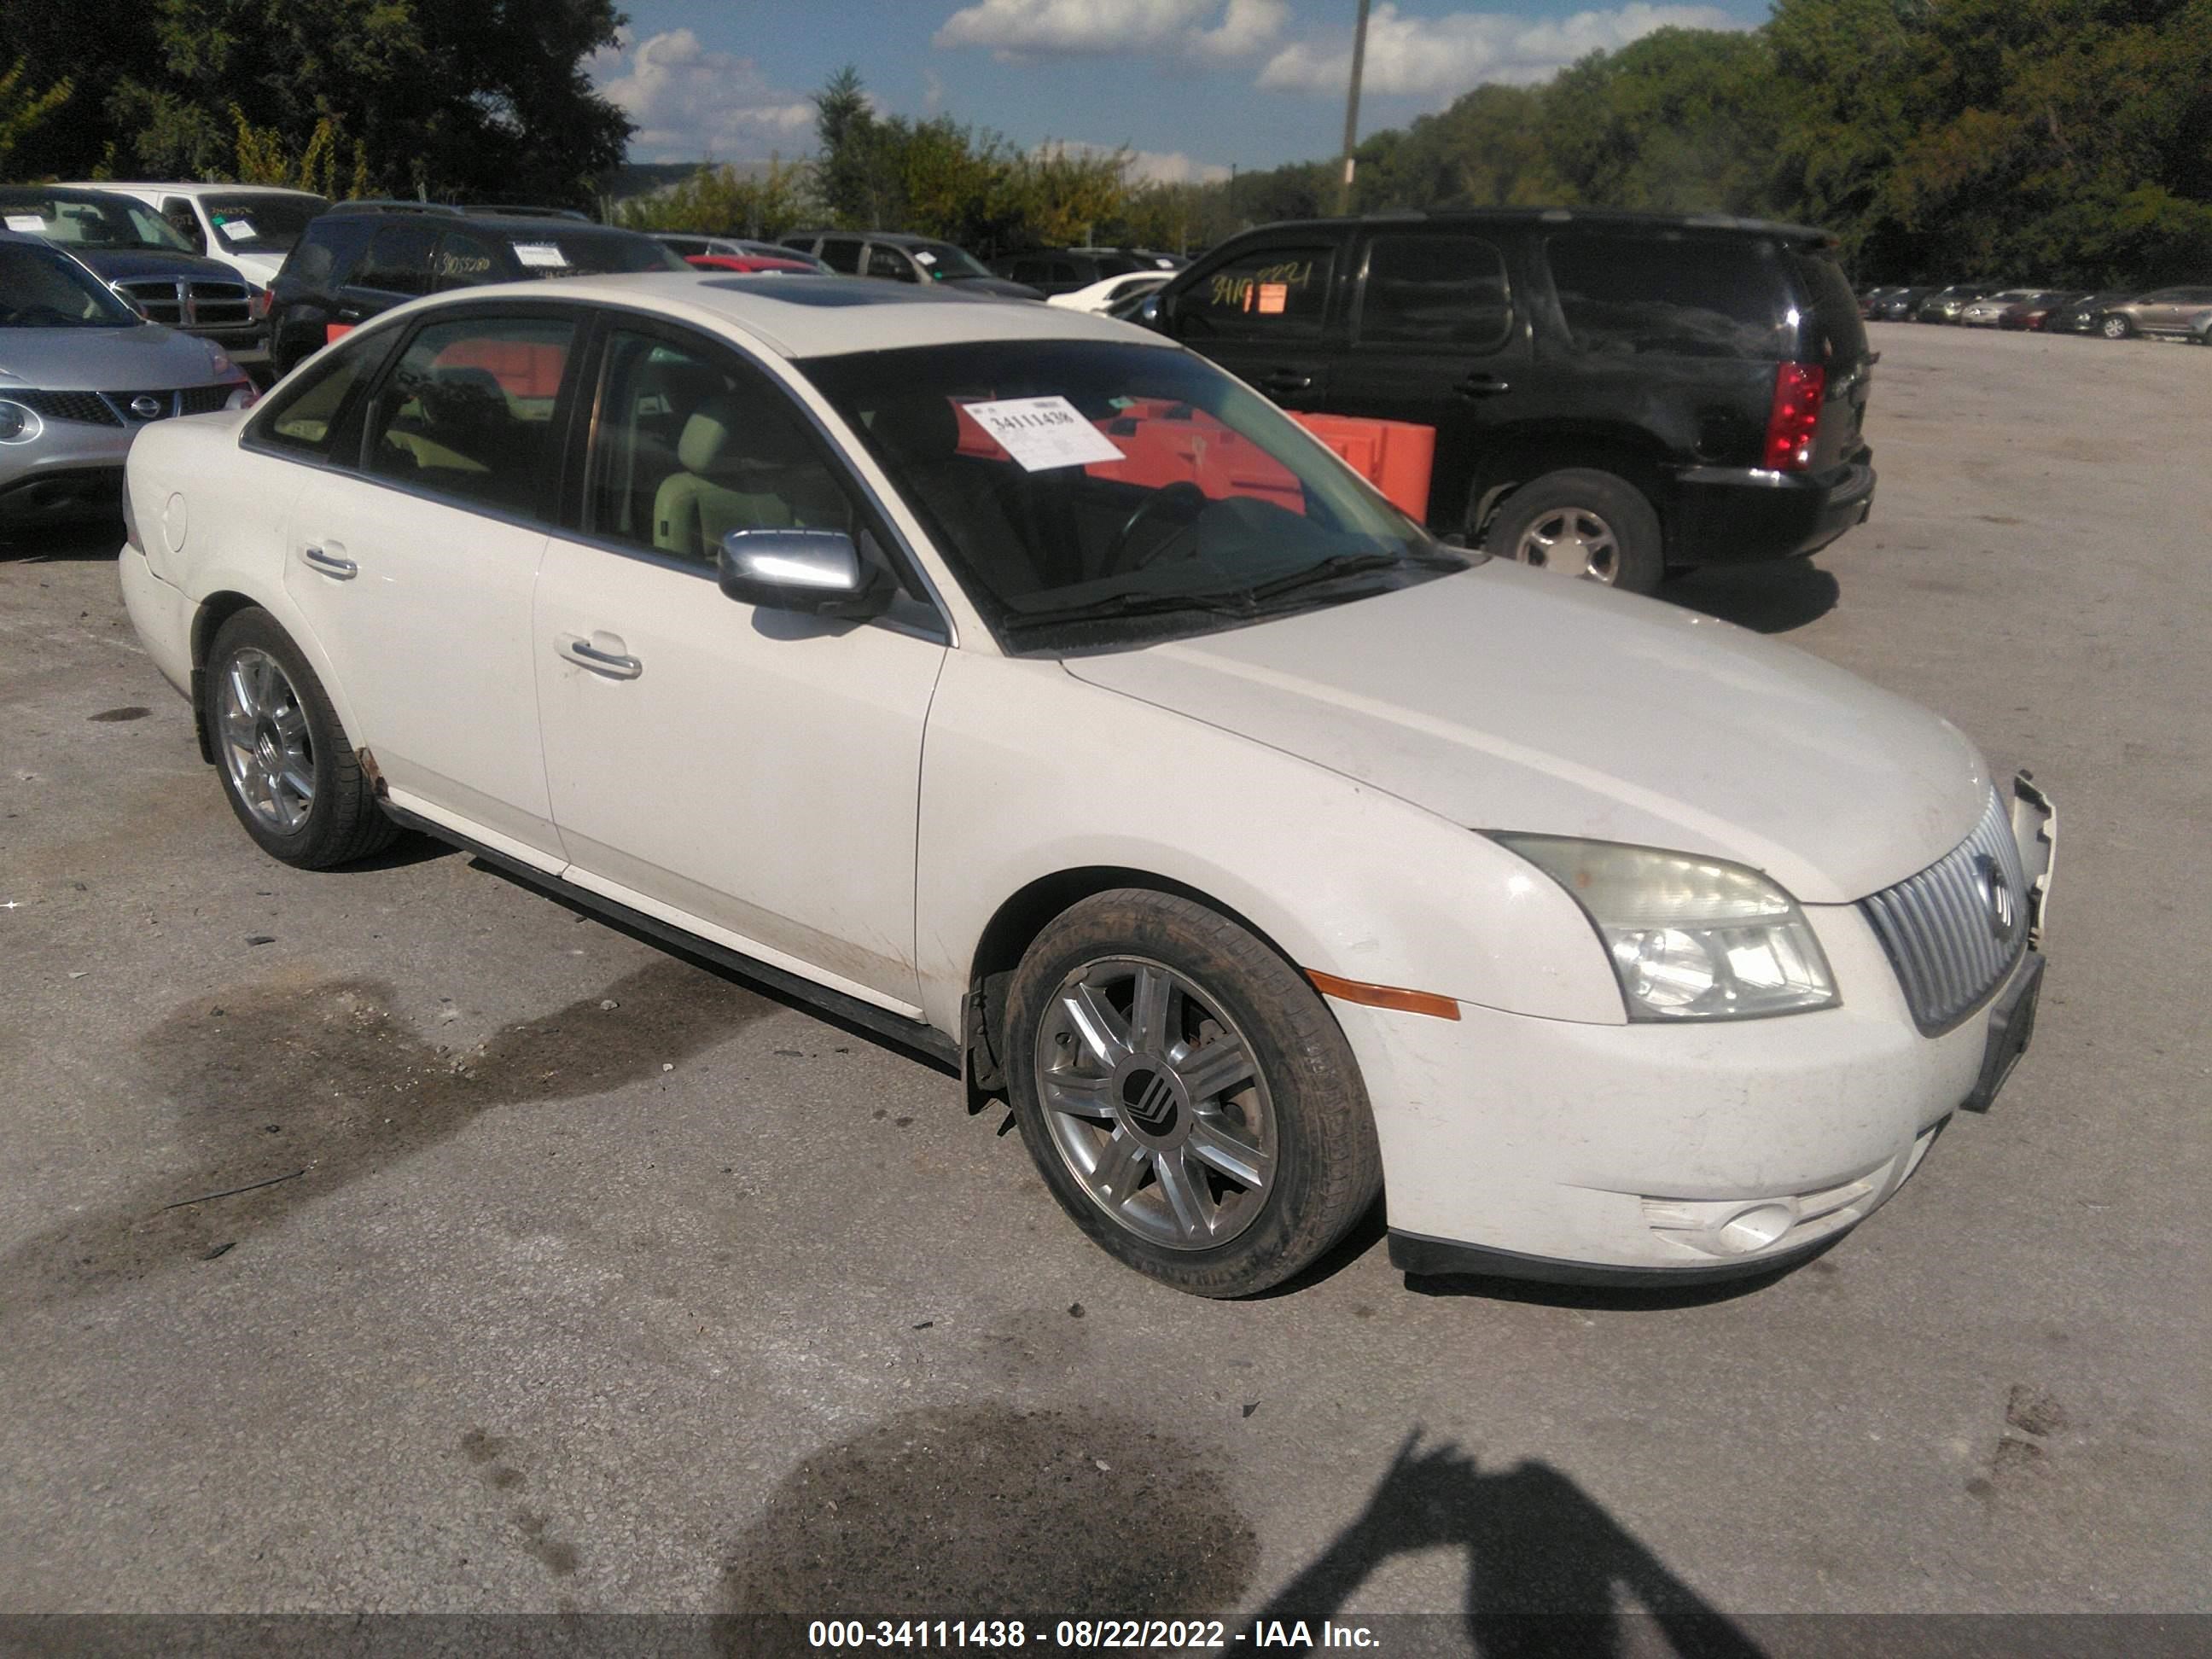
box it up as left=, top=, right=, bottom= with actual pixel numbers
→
left=1288, top=412, right=1435, bottom=522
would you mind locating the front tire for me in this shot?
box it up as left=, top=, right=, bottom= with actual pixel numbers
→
left=2098, top=315, right=2133, bottom=340
left=204, top=608, right=396, bottom=869
left=1485, top=468, right=1665, bottom=594
left=1004, top=890, right=1382, bottom=1297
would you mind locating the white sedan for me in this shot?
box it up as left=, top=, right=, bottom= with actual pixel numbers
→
left=117, top=274, right=2054, bottom=1296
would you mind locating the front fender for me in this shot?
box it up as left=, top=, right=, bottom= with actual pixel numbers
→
left=915, top=652, right=1624, bottom=1033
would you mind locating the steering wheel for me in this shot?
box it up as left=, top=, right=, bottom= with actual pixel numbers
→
left=1107, top=480, right=1209, bottom=573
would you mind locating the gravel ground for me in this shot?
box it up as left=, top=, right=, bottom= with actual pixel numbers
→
left=1, top=325, right=2206, bottom=1644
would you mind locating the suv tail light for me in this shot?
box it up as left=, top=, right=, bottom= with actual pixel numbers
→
left=1763, top=362, right=1825, bottom=472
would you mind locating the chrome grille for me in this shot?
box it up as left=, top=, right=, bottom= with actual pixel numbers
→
left=1861, top=789, right=2029, bottom=1034
left=113, top=276, right=252, bottom=331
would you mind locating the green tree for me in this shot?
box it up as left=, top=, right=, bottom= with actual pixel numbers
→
left=0, top=55, right=71, bottom=170
left=614, top=160, right=813, bottom=239
left=106, top=0, right=630, bottom=202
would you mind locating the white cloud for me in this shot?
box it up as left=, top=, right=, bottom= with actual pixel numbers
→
left=589, top=28, right=815, bottom=160
left=933, top=0, right=1284, bottom=60
left=1257, top=3, right=1742, bottom=96
left=1038, top=139, right=1233, bottom=184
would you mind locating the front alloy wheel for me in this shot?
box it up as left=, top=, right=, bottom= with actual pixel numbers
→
left=1036, top=957, right=1278, bottom=1251
left=1005, top=889, right=1382, bottom=1297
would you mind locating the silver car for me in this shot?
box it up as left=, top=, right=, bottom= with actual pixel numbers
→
left=0, top=231, right=251, bottom=534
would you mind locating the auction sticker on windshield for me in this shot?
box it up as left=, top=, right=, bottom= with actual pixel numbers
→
left=217, top=219, right=258, bottom=242
left=5, top=215, right=44, bottom=233
left=511, top=242, right=569, bottom=269
left=961, top=395, right=1124, bottom=472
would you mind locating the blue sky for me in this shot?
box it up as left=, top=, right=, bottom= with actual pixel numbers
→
left=591, top=1, right=1769, bottom=181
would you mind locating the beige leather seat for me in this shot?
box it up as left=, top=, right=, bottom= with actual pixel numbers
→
left=654, top=394, right=842, bottom=560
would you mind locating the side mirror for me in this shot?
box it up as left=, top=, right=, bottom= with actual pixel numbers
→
left=717, top=528, right=888, bottom=619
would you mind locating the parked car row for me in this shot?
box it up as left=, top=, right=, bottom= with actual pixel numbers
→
left=1860, top=281, right=2212, bottom=341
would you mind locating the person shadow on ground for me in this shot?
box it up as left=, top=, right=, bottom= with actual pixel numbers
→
left=1243, top=1430, right=1767, bottom=1659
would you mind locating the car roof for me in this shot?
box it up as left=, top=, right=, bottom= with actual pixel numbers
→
left=62, top=181, right=326, bottom=199
left=364, top=271, right=1168, bottom=359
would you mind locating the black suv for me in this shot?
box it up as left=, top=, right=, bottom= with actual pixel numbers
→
left=779, top=230, right=1041, bottom=299
left=1143, top=209, right=1876, bottom=591
left=265, top=204, right=684, bottom=375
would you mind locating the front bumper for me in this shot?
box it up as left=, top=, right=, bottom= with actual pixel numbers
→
left=0, top=422, right=135, bottom=529
left=1670, top=454, right=1876, bottom=564
left=1333, top=790, right=2054, bottom=1283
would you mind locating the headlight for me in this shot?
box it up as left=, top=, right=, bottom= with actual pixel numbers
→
left=224, top=382, right=258, bottom=410
left=0, top=400, right=39, bottom=444
left=1492, top=835, right=1839, bottom=1022
left=205, top=343, right=234, bottom=375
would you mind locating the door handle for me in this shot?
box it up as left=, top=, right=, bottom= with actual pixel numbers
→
left=557, top=634, right=643, bottom=680
left=1258, top=370, right=1313, bottom=397
left=1453, top=374, right=1512, bottom=399
left=300, top=543, right=357, bottom=579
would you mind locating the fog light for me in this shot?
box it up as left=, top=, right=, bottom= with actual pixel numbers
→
left=1714, top=1203, right=1795, bottom=1254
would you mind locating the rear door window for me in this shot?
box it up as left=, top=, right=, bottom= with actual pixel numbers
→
left=434, top=230, right=503, bottom=291
left=1356, top=233, right=1512, bottom=349
left=357, top=224, right=436, bottom=296
left=1545, top=232, right=1794, bottom=360
left=362, top=314, right=576, bottom=516
left=1177, top=243, right=1336, bottom=341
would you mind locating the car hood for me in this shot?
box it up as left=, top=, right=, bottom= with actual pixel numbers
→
left=0, top=323, right=226, bottom=390
left=65, top=247, right=242, bottom=284
left=1060, top=563, right=1988, bottom=904
left=224, top=249, right=287, bottom=283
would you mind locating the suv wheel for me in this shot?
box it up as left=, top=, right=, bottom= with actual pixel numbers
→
left=1487, top=469, right=1664, bottom=594
left=204, top=608, right=397, bottom=869
left=2098, top=315, right=2133, bottom=340
left=1004, top=890, right=1382, bottom=1297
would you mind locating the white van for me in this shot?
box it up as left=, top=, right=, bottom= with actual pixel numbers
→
left=61, top=183, right=328, bottom=288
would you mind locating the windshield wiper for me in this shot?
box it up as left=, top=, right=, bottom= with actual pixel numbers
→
left=1243, top=549, right=1431, bottom=603
left=1006, top=590, right=1259, bottom=631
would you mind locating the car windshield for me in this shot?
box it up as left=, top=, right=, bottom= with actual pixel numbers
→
left=909, top=242, right=992, bottom=281
left=204, top=195, right=326, bottom=252
left=509, top=231, right=687, bottom=276
left=0, top=243, right=143, bottom=327
left=3, top=193, right=193, bottom=253
left=801, top=337, right=1466, bottom=651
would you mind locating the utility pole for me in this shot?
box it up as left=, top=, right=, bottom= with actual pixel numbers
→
left=1337, top=0, right=1371, bottom=215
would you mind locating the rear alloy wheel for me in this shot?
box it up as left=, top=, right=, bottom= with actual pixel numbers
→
left=205, top=608, right=396, bottom=868
left=1486, top=468, right=1665, bottom=594
left=1005, top=891, right=1381, bottom=1297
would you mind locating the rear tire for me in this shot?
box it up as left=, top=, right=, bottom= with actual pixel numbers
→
left=1004, top=890, right=1382, bottom=1297
left=204, top=608, right=397, bottom=869
left=1485, top=469, right=1665, bottom=595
